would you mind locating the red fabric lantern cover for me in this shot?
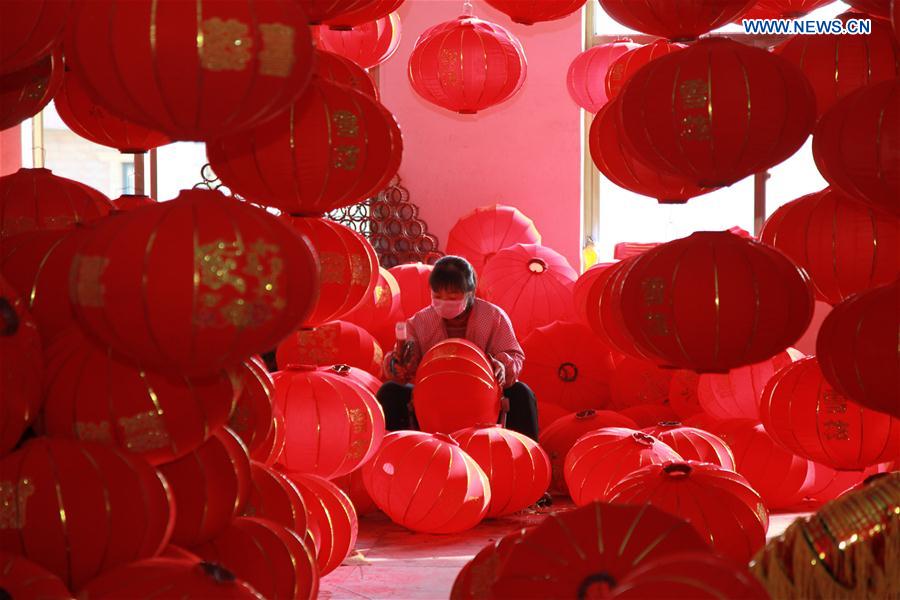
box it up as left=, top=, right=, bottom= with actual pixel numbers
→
left=323, top=0, right=404, bottom=28
left=844, top=0, right=891, bottom=16
left=255, top=407, right=287, bottom=466
left=480, top=243, right=577, bottom=339
left=243, top=462, right=310, bottom=545
left=740, top=0, right=836, bottom=19
left=446, top=204, right=542, bottom=277
left=333, top=465, right=379, bottom=516
left=297, top=0, right=382, bottom=25
left=595, top=257, right=657, bottom=358
left=273, top=365, right=385, bottom=478
left=0, top=168, right=112, bottom=239
left=760, top=357, right=900, bottom=470
left=682, top=412, right=725, bottom=431
left=342, top=266, right=403, bottom=351
left=113, top=194, right=156, bottom=210
left=157, top=427, right=251, bottom=547
left=193, top=517, right=318, bottom=600
left=0, top=0, right=70, bottom=74
left=315, top=49, right=378, bottom=99
left=609, top=355, right=675, bottom=410
left=572, top=262, right=614, bottom=329
left=0, top=50, right=63, bottom=131
left=68, top=189, right=320, bottom=377
left=618, top=231, right=814, bottom=373
left=65, top=0, right=315, bottom=141
left=567, top=42, right=638, bottom=112
left=816, top=281, right=899, bottom=418
left=619, top=38, right=815, bottom=187
left=0, top=552, right=71, bottom=599
left=761, top=187, right=900, bottom=305
left=312, top=13, right=401, bottom=70
left=619, top=403, right=680, bottom=427
left=207, top=78, right=401, bottom=216
left=669, top=370, right=702, bottom=418
left=599, top=0, right=756, bottom=40
left=451, top=424, right=551, bottom=517
left=803, top=462, right=880, bottom=504
left=697, top=350, right=798, bottom=421
left=605, top=39, right=685, bottom=100
left=486, top=0, right=587, bottom=24
left=813, top=79, right=900, bottom=216
left=388, top=262, right=433, bottom=319
left=564, top=427, right=682, bottom=504
left=277, top=321, right=383, bottom=376
left=408, top=16, right=527, bottom=114
left=229, top=357, right=275, bottom=459
left=324, top=363, right=383, bottom=395
left=0, top=438, right=174, bottom=590
left=451, top=531, right=527, bottom=600
left=363, top=431, right=490, bottom=533
left=651, top=425, right=735, bottom=469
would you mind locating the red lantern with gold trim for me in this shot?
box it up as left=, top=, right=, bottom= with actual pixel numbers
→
left=447, top=204, right=542, bottom=277
left=0, top=50, right=62, bottom=131
left=388, top=262, right=433, bottom=319
left=572, top=262, right=614, bottom=329
left=312, top=13, right=401, bottom=70
left=697, top=350, right=798, bottom=421
left=605, top=39, right=685, bottom=100
left=451, top=530, right=527, bottom=600
left=243, top=462, right=310, bottom=545
left=0, top=552, right=71, bottom=600
left=315, top=49, right=378, bottom=99
left=595, top=257, right=655, bottom=358
left=277, top=321, right=383, bottom=376
left=0, top=0, right=70, bottom=74
left=599, top=0, right=756, bottom=40
left=254, top=406, right=287, bottom=466
left=567, top=42, right=638, bottom=112
left=486, top=0, right=587, bottom=24
left=78, top=559, right=261, bottom=599
left=333, top=466, right=379, bottom=516
left=342, top=266, right=403, bottom=351
left=647, top=424, right=735, bottom=469
left=229, top=357, right=276, bottom=459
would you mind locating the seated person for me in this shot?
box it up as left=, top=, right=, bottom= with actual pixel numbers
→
left=378, top=255, right=539, bottom=440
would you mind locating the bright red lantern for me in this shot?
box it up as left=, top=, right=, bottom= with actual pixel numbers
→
left=844, top=0, right=891, bottom=16
left=599, top=0, right=756, bottom=40
left=572, top=262, right=614, bottom=329
left=697, top=349, right=798, bottom=421
left=229, top=357, right=276, bottom=459
left=619, top=38, right=815, bottom=187
left=564, top=427, right=682, bottom=504
left=315, top=49, right=378, bottom=99
left=277, top=321, right=383, bottom=376
left=323, top=0, right=404, bottom=28
left=609, top=355, right=675, bottom=410
left=312, top=13, right=401, bottom=70
left=193, top=517, right=319, bottom=600
left=68, top=189, right=320, bottom=377
left=0, top=438, right=174, bottom=590
left=65, top=0, right=315, bottom=141
left=446, top=204, right=542, bottom=277
left=816, top=281, right=899, bottom=418
left=595, top=257, right=656, bottom=358
left=605, top=39, right=685, bottom=100
left=486, top=0, right=587, bottom=24
left=0, top=50, right=62, bottom=131
left=740, top=0, right=836, bottom=19
left=113, top=193, right=156, bottom=210
left=803, top=462, right=880, bottom=504
left=297, top=0, right=383, bottom=25
left=451, top=531, right=527, bottom=600
left=0, top=552, right=71, bottom=600
left=451, top=424, right=551, bottom=517
left=683, top=411, right=725, bottom=431
left=207, top=77, right=402, bottom=215
left=760, top=357, right=900, bottom=470
left=761, top=187, right=900, bottom=305
left=333, top=466, right=379, bottom=515
left=255, top=408, right=287, bottom=466
left=567, top=42, right=638, bottom=112
left=363, top=431, right=491, bottom=533
left=243, top=462, right=310, bottom=544
left=0, top=0, right=70, bottom=74
left=618, top=231, right=814, bottom=373
left=157, top=427, right=251, bottom=547
left=408, top=16, right=527, bottom=114
left=324, top=362, right=383, bottom=395
left=813, top=79, right=899, bottom=216
left=273, top=364, right=385, bottom=478
left=668, top=370, right=702, bottom=418
left=342, top=266, right=403, bottom=351
left=650, top=424, right=735, bottom=469
left=388, top=262, right=433, bottom=319
left=619, top=403, right=680, bottom=427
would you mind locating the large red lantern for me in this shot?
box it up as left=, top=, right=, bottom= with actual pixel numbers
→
left=816, top=281, right=899, bottom=418
left=0, top=438, right=174, bottom=590
left=761, top=187, right=900, bottom=305
left=0, top=0, right=70, bottom=74
left=363, top=431, right=491, bottom=533
left=813, top=79, right=899, bottom=216
left=0, top=50, right=62, bottom=131
left=451, top=531, right=527, bottom=600
left=608, top=355, right=674, bottom=410
left=618, top=231, right=814, bottom=373
left=486, top=0, right=587, bottom=24
left=650, top=424, right=735, bottom=469
left=388, top=262, right=433, bottom=319
left=760, top=357, right=900, bottom=470
left=315, top=49, right=378, bottom=99
left=78, top=559, right=261, bottom=599
left=446, top=204, right=542, bottom=277
left=207, top=77, right=401, bottom=215
left=277, top=321, right=383, bottom=376
left=619, top=38, right=815, bottom=187
left=567, top=42, right=638, bottom=112
left=243, top=462, right=310, bottom=544
left=65, top=0, right=315, bottom=141
left=605, top=40, right=685, bottom=100
left=564, top=427, right=682, bottom=504
left=322, top=0, right=404, bottom=28
left=342, top=266, right=403, bottom=351
left=451, top=424, right=551, bottom=517
left=599, top=0, right=756, bottom=40
left=595, top=257, right=656, bottom=358
left=0, top=552, right=71, bottom=599
left=229, top=357, right=276, bottom=459
left=740, top=0, right=836, bottom=19
left=572, top=262, right=614, bottom=329
left=697, top=350, right=797, bottom=421
left=312, top=13, right=402, bottom=70
left=408, top=15, right=527, bottom=114
left=68, top=189, right=320, bottom=377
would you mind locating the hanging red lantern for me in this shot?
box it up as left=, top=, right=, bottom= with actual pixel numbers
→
left=451, top=424, right=551, bottom=517
left=0, top=50, right=63, bottom=131
left=229, top=357, right=276, bottom=459
left=388, top=262, right=433, bottom=319
left=363, top=431, right=491, bottom=533
left=277, top=321, right=383, bottom=376
left=669, top=370, right=702, bottom=418
left=595, top=257, right=657, bottom=358
left=599, top=0, right=756, bottom=40
left=618, top=231, right=814, bottom=373
left=207, top=77, right=402, bottom=216
left=619, top=403, right=680, bottom=427
left=243, top=462, right=310, bottom=545
left=315, top=49, right=378, bottom=99
left=619, top=38, right=815, bottom=188
left=322, top=0, right=404, bottom=28
left=572, top=262, right=615, bottom=329
left=446, top=204, right=542, bottom=277
left=649, top=424, right=735, bottom=469
left=297, top=0, right=382, bottom=25
left=609, top=355, right=674, bottom=410
left=843, top=0, right=891, bottom=16
left=0, top=277, right=41, bottom=456
left=816, top=281, right=899, bottom=418
left=65, top=0, right=315, bottom=142
left=760, top=357, right=900, bottom=470
left=0, top=0, right=70, bottom=74
left=342, top=266, right=403, bottom=351
left=408, top=15, right=527, bottom=114
left=739, top=0, right=836, bottom=19
left=113, top=194, right=156, bottom=210
left=157, top=427, right=251, bottom=547
left=605, top=39, right=685, bottom=100
left=697, top=349, right=798, bottom=421
left=0, top=552, right=71, bottom=600
left=486, top=0, right=587, bottom=24
left=813, top=79, right=899, bottom=216
left=567, top=42, right=638, bottom=112
left=564, top=427, right=682, bottom=504
left=68, top=189, right=320, bottom=377
left=193, top=517, right=319, bottom=600
left=761, top=188, right=900, bottom=305
left=333, top=465, right=379, bottom=516
left=0, top=438, right=174, bottom=590
left=312, top=13, right=402, bottom=70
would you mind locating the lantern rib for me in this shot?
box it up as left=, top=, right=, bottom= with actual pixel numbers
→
left=79, top=446, right=114, bottom=573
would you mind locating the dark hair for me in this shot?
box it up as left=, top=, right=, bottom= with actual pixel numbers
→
left=429, top=256, right=476, bottom=293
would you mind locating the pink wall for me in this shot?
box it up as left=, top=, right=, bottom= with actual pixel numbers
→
left=378, top=0, right=584, bottom=269
left=0, top=125, right=22, bottom=177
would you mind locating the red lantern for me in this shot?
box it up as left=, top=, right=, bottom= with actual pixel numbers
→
left=157, top=427, right=251, bottom=547
left=669, top=370, right=702, bottom=419
left=297, top=0, right=382, bottom=25
left=312, top=13, right=401, bottom=70
left=113, top=193, right=156, bottom=210
left=760, top=357, right=900, bottom=470
left=599, top=0, right=756, bottom=40
left=813, top=79, right=899, bottom=216
left=609, top=355, right=674, bottom=410
left=761, top=188, right=900, bottom=305
left=65, top=0, right=315, bottom=141
left=342, top=266, right=403, bottom=351
left=446, top=204, right=542, bottom=277
left=804, top=463, right=880, bottom=504
left=844, top=0, right=891, bottom=16
left=816, top=281, right=899, bottom=418
left=363, top=431, right=491, bottom=533
left=564, top=427, right=682, bottom=504
left=486, top=0, right=587, bottom=24
left=68, top=189, right=320, bottom=377
left=618, top=231, right=814, bottom=373
left=0, top=438, right=174, bottom=590
left=567, top=42, right=638, bottom=112
left=650, top=425, right=735, bottom=469
left=207, top=78, right=402, bottom=215
left=0, top=168, right=112, bottom=239
left=451, top=530, right=527, bottom=600
left=0, top=50, right=62, bottom=131
left=315, top=49, right=378, bottom=99
left=255, top=407, right=287, bottom=466
left=0, top=552, right=71, bottom=600
left=619, top=38, right=815, bottom=187
left=408, top=16, right=527, bottom=114
left=572, top=262, right=614, bottom=328
left=388, top=262, right=433, bottom=319
left=595, top=257, right=656, bottom=358
left=697, top=349, right=798, bottom=421
left=480, top=244, right=577, bottom=339
left=0, top=0, right=70, bottom=74
left=273, top=364, right=385, bottom=478
left=323, top=0, right=404, bottom=28
left=326, top=363, right=383, bottom=395
left=619, top=403, right=680, bottom=427
left=451, top=424, right=551, bottom=517
left=243, top=462, right=310, bottom=544
left=682, top=412, right=725, bottom=431
left=333, top=466, right=379, bottom=515
left=605, top=40, right=685, bottom=100
left=193, top=517, right=319, bottom=600
left=740, top=0, right=836, bottom=19
left=229, top=357, right=276, bottom=459
left=277, top=321, right=383, bottom=376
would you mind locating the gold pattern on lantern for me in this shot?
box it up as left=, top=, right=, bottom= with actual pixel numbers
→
left=646, top=312, right=670, bottom=336
left=679, top=79, right=708, bottom=109
left=348, top=438, right=366, bottom=460
left=196, top=239, right=247, bottom=293
left=72, top=255, right=110, bottom=307
left=119, top=410, right=172, bottom=453
left=0, top=478, right=34, bottom=530
left=641, top=277, right=666, bottom=306
left=349, top=255, right=366, bottom=286
left=373, top=344, right=384, bottom=368
left=200, top=18, right=252, bottom=72
left=75, top=421, right=114, bottom=444
left=823, top=419, right=850, bottom=441
left=332, top=146, right=360, bottom=170
left=296, top=327, right=338, bottom=363
left=438, top=48, right=459, bottom=87
left=823, top=390, right=848, bottom=413
left=332, top=110, right=360, bottom=138
left=259, top=23, right=296, bottom=77
left=374, top=284, right=387, bottom=307
left=347, top=408, right=367, bottom=434
left=320, top=252, right=347, bottom=284
left=681, top=115, right=711, bottom=141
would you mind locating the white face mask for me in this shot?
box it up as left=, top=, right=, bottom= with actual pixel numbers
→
left=432, top=295, right=469, bottom=320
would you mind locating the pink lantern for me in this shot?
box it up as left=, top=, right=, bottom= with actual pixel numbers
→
left=446, top=205, right=541, bottom=277
left=697, top=350, right=798, bottom=421
left=312, top=12, right=401, bottom=70
left=566, top=41, right=638, bottom=112
left=388, top=262, right=433, bottom=320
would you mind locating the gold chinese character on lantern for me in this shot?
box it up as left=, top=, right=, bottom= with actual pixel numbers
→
left=678, top=78, right=708, bottom=109
left=645, top=312, right=670, bottom=336
left=319, top=252, right=347, bottom=285
left=332, top=145, right=360, bottom=170
left=0, top=478, right=34, bottom=530
left=72, top=255, right=111, bottom=308
left=641, top=277, right=666, bottom=306
left=75, top=421, right=113, bottom=444
left=259, top=23, right=295, bottom=77
left=349, top=254, right=367, bottom=286
left=200, top=18, right=253, bottom=72
left=119, top=410, right=172, bottom=453
left=332, top=110, right=360, bottom=138
left=681, top=115, right=711, bottom=141
left=824, top=419, right=851, bottom=441
left=196, top=239, right=247, bottom=293
left=438, top=48, right=459, bottom=87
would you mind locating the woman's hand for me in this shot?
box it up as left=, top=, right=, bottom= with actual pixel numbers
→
left=489, top=357, right=505, bottom=387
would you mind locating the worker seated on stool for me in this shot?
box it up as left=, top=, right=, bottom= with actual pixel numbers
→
left=377, top=255, right=539, bottom=441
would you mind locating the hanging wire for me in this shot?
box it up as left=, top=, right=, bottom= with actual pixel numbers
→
left=462, top=0, right=474, bottom=17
